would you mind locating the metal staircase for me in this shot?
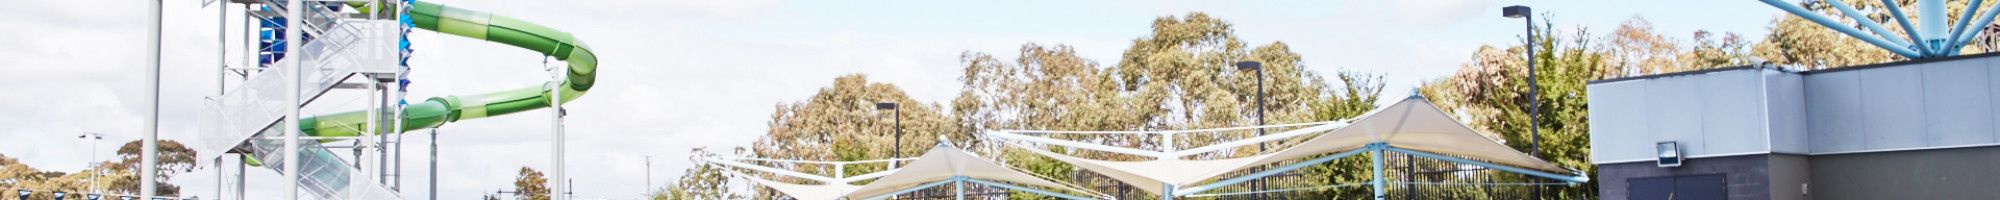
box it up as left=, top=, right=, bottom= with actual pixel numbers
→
left=198, top=0, right=408, bottom=199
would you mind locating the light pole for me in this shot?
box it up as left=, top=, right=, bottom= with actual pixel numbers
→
left=1503, top=5, right=1543, bottom=199
left=644, top=156, right=651, bottom=193
left=1233, top=61, right=1265, bottom=199
left=79, top=132, right=105, bottom=194
left=875, top=102, right=901, bottom=163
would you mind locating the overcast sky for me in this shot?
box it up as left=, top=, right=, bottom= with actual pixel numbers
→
left=0, top=0, right=1778, bottom=199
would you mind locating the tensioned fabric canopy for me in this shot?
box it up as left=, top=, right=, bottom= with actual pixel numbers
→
left=1009, top=96, right=1570, bottom=195
left=845, top=144, right=1104, bottom=199
left=716, top=166, right=864, bottom=200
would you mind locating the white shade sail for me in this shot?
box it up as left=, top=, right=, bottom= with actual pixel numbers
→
left=846, top=144, right=1102, bottom=199
left=1007, top=96, right=1570, bottom=195
left=720, top=169, right=861, bottom=200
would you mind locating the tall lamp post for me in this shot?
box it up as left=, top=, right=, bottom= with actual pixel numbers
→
left=1503, top=5, right=1544, bottom=199
left=875, top=102, right=901, bottom=163
left=1233, top=61, right=1265, bottom=199
left=79, top=133, right=105, bottom=194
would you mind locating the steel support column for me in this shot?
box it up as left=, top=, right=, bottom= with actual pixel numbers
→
left=142, top=0, right=163, bottom=199
left=282, top=0, right=306, bottom=198
left=1371, top=146, right=1386, bottom=200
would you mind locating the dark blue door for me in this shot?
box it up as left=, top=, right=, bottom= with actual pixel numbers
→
left=1629, top=174, right=1727, bottom=200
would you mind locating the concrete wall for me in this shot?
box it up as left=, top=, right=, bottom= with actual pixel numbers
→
left=1807, top=146, right=2000, bottom=200
left=1589, top=68, right=1785, bottom=163
left=1765, top=154, right=1809, bottom=200
left=1804, top=57, right=2000, bottom=154
left=1596, top=154, right=1773, bottom=200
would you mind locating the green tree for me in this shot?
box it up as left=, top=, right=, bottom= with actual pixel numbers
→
left=513, top=167, right=550, bottom=200
left=1421, top=16, right=1619, bottom=199
left=108, top=140, right=197, bottom=196
left=655, top=147, right=742, bottom=200
left=955, top=12, right=1383, bottom=199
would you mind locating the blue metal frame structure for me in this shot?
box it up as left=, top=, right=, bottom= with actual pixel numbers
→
left=1760, top=0, right=2000, bottom=58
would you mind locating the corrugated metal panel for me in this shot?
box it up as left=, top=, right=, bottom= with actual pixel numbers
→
left=1859, top=66, right=1927, bottom=149
left=1649, top=76, right=1709, bottom=156
left=1992, top=59, right=2000, bottom=145
left=1920, top=59, right=1995, bottom=146
left=1806, top=72, right=1865, bottom=152
left=1589, top=81, right=1652, bottom=162
left=1765, top=71, right=1810, bottom=154
left=1702, top=70, right=1770, bottom=154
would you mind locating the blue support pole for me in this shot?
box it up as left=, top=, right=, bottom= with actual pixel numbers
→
left=961, top=178, right=1100, bottom=200
left=1386, top=147, right=1591, bottom=183
left=1174, top=147, right=1374, bottom=196
left=955, top=177, right=965, bottom=200
left=1824, top=0, right=1917, bottom=48
left=1761, top=0, right=1924, bottom=57
left=1955, top=0, right=2000, bottom=47
left=863, top=179, right=956, bottom=200
left=1923, top=0, right=1947, bottom=40
left=1371, top=146, right=1386, bottom=200
left=1162, top=183, right=1174, bottom=200
left=1881, top=0, right=1937, bottom=55
left=1948, top=0, right=1987, bottom=53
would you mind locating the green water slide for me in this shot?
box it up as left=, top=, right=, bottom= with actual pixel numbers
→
left=298, top=1, right=598, bottom=139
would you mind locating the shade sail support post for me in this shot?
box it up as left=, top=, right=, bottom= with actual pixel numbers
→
left=1371, top=144, right=1387, bottom=200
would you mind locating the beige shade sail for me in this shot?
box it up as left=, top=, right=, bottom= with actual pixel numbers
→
left=846, top=144, right=1104, bottom=199
left=1008, top=96, right=1570, bottom=196
left=719, top=168, right=863, bottom=200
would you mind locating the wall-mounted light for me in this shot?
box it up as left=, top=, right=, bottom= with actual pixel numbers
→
left=1657, top=141, right=1683, bottom=167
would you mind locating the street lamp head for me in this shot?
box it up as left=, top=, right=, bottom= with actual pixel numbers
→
left=1234, top=61, right=1262, bottom=71
left=1503, top=5, right=1531, bottom=18
left=875, top=102, right=898, bottom=110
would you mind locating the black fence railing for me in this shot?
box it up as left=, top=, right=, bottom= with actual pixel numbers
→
left=869, top=151, right=1559, bottom=200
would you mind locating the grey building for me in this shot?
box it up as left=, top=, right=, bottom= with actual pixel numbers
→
left=1587, top=54, right=2000, bottom=200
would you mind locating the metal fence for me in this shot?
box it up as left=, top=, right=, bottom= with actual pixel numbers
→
left=877, top=151, right=1559, bottom=200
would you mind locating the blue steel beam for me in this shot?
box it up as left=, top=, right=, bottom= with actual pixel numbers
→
left=1172, top=146, right=1375, bottom=196
left=1881, top=0, right=1938, bottom=55
left=1955, top=0, right=2000, bottom=47
left=1386, top=147, right=1591, bottom=183
left=1948, top=0, right=1987, bottom=52
left=962, top=178, right=1103, bottom=200
left=1824, top=0, right=1918, bottom=48
left=1761, top=0, right=1923, bottom=57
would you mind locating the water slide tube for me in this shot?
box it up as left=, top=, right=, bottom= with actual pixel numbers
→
left=248, top=0, right=598, bottom=164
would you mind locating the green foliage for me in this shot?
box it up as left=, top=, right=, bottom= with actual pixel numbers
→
left=514, top=167, right=551, bottom=200
left=956, top=12, right=1384, bottom=199
left=1420, top=16, right=1614, bottom=199
left=654, top=148, right=741, bottom=200
left=0, top=140, right=195, bottom=199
